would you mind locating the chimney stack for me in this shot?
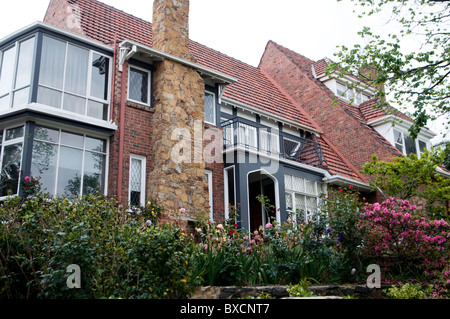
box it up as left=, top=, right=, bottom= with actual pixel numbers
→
left=152, top=0, right=195, bottom=62
left=149, top=0, right=209, bottom=225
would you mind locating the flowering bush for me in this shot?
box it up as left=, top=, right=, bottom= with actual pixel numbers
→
left=0, top=194, right=199, bottom=299
left=359, top=197, right=450, bottom=294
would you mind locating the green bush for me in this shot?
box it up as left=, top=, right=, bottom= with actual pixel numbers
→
left=0, top=194, right=200, bottom=299
left=384, top=283, right=433, bottom=299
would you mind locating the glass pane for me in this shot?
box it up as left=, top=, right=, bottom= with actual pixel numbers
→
left=0, top=46, right=16, bottom=96
left=31, top=141, right=57, bottom=194
left=204, top=92, right=215, bottom=124
left=292, top=176, right=304, bottom=193
left=60, top=131, right=84, bottom=148
left=394, top=130, right=403, bottom=144
left=40, top=36, right=66, bottom=89
left=90, top=53, right=109, bottom=100
left=285, top=192, right=293, bottom=211
left=336, top=82, right=347, bottom=97
left=0, top=143, right=22, bottom=196
left=34, top=126, right=59, bottom=143
left=294, top=193, right=306, bottom=223
left=65, top=44, right=88, bottom=96
left=130, top=158, right=142, bottom=192
left=284, top=174, right=292, bottom=190
left=419, top=140, right=427, bottom=154
left=37, top=86, right=62, bottom=108
left=85, top=136, right=106, bottom=153
left=5, top=126, right=24, bottom=141
left=129, top=67, right=149, bottom=104
left=0, top=95, right=10, bottom=110
left=87, top=100, right=108, bottom=120
left=305, top=179, right=316, bottom=195
left=404, top=135, right=417, bottom=156
left=57, top=146, right=82, bottom=196
left=12, top=87, right=29, bottom=106
left=63, top=93, right=86, bottom=115
left=15, top=37, right=35, bottom=89
left=82, top=151, right=105, bottom=196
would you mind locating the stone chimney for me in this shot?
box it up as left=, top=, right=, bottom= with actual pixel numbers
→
left=152, top=0, right=196, bottom=62
left=149, top=0, right=209, bottom=224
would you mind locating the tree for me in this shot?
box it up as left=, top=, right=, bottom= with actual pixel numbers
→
left=328, top=0, right=450, bottom=139
left=361, top=149, right=450, bottom=220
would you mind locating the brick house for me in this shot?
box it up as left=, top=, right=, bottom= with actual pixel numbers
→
left=0, top=0, right=445, bottom=231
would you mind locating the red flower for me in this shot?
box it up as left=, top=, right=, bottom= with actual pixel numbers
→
left=234, top=223, right=238, bottom=228
left=229, top=230, right=234, bottom=235
left=339, top=189, right=343, bottom=193
left=349, top=185, right=353, bottom=189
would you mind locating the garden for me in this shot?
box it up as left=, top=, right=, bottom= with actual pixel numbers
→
left=0, top=149, right=449, bottom=299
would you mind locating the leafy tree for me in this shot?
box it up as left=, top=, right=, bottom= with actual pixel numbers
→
left=437, top=141, right=450, bottom=170
left=329, top=0, right=450, bottom=139
left=361, top=149, right=450, bottom=219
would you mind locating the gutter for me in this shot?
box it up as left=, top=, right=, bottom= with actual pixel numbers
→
left=323, top=175, right=372, bottom=192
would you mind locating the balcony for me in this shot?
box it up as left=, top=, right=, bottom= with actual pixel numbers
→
left=221, top=117, right=325, bottom=169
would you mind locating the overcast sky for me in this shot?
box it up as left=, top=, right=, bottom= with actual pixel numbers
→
left=0, top=0, right=447, bottom=143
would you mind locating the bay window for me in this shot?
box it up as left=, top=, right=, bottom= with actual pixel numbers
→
left=37, top=35, right=110, bottom=121
left=30, top=125, right=107, bottom=197
left=0, top=37, right=35, bottom=110
left=0, top=126, right=24, bottom=197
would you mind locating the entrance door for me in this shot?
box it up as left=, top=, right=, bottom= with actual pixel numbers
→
left=248, top=171, right=277, bottom=232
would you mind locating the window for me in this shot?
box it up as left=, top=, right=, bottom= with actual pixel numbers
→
left=259, top=127, right=280, bottom=154
left=393, top=129, right=428, bottom=157
left=37, top=35, right=110, bottom=120
left=129, top=154, right=146, bottom=207
left=30, top=125, right=107, bottom=197
left=205, top=170, right=213, bottom=221
left=237, top=122, right=257, bottom=149
left=0, top=126, right=24, bottom=197
left=284, top=174, right=325, bottom=224
left=0, top=37, right=35, bottom=110
left=128, top=66, right=151, bottom=106
left=204, top=91, right=216, bottom=125
left=335, top=81, right=372, bottom=106
left=224, top=166, right=236, bottom=220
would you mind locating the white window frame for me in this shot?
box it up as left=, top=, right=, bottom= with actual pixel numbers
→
left=205, top=170, right=214, bottom=221
left=129, top=154, right=146, bottom=207
left=204, top=91, right=216, bottom=126
left=37, top=35, right=112, bottom=121
left=224, top=166, right=236, bottom=221
left=127, top=64, right=151, bottom=106
left=393, top=129, right=428, bottom=157
left=284, top=174, right=325, bottom=225
left=335, top=80, right=372, bottom=106
left=0, top=124, right=25, bottom=199
left=31, top=124, right=109, bottom=197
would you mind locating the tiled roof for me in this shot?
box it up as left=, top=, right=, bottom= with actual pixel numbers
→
left=54, top=0, right=317, bottom=131
left=44, top=0, right=364, bottom=182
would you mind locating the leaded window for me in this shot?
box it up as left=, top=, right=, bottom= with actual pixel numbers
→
left=128, top=66, right=150, bottom=106
left=204, top=91, right=216, bottom=125
left=129, top=154, right=146, bottom=207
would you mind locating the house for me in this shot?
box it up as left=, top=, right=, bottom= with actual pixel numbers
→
left=0, top=0, right=443, bottom=232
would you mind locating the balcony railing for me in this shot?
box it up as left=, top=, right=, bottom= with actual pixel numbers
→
left=221, top=117, right=325, bottom=169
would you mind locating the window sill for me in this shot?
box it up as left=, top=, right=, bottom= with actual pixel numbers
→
left=126, top=101, right=155, bottom=113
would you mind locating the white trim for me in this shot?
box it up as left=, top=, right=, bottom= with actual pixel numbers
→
left=322, top=175, right=371, bottom=192
left=0, top=103, right=117, bottom=132
left=205, top=170, right=214, bottom=221
left=224, top=165, right=236, bottom=221
left=129, top=154, right=146, bottom=207
left=204, top=90, right=216, bottom=125
left=119, top=39, right=237, bottom=85
left=246, top=168, right=281, bottom=231
left=0, top=21, right=114, bottom=53
left=368, top=115, right=437, bottom=139
left=127, top=64, right=151, bottom=106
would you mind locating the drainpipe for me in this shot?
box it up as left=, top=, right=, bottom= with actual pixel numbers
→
left=117, top=61, right=128, bottom=204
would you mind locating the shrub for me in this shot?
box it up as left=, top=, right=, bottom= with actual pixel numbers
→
left=287, top=278, right=315, bottom=297
left=384, top=283, right=433, bottom=299
left=0, top=194, right=200, bottom=299
left=358, top=197, right=450, bottom=288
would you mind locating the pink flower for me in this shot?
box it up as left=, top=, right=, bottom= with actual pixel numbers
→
left=24, top=176, right=30, bottom=182
left=179, top=208, right=186, bottom=213
left=349, top=185, right=353, bottom=189
left=265, top=223, right=273, bottom=229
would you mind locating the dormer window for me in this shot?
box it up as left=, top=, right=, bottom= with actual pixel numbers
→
left=394, top=129, right=428, bottom=156
left=335, top=81, right=371, bottom=106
